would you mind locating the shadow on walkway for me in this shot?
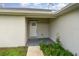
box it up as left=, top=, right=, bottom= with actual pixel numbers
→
left=26, top=38, right=53, bottom=46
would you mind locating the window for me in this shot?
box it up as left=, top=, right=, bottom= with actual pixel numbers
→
left=32, top=23, right=36, bottom=26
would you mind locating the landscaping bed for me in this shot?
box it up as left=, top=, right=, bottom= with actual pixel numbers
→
left=0, top=46, right=27, bottom=56
left=40, top=38, right=74, bottom=56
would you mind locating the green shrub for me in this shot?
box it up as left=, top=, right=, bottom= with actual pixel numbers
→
left=40, top=38, right=74, bottom=56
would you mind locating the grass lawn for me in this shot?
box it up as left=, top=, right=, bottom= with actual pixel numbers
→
left=0, top=46, right=27, bottom=56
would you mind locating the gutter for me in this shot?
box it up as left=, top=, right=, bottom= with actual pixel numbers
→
left=0, top=8, right=55, bottom=18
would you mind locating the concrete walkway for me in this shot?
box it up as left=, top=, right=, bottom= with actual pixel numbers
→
left=26, top=38, right=53, bottom=56
left=27, top=46, right=44, bottom=56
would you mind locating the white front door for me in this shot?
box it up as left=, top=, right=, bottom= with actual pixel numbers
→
left=29, top=21, right=37, bottom=37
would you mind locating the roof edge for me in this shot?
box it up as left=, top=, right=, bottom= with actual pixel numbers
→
left=54, top=3, right=79, bottom=17
left=0, top=8, right=52, bottom=12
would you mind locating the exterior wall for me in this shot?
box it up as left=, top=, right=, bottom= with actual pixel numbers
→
left=50, top=9, right=79, bottom=55
left=37, top=22, right=49, bottom=38
left=0, top=16, right=26, bottom=47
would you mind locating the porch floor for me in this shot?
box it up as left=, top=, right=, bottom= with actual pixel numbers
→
left=26, top=38, right=53, bottom=46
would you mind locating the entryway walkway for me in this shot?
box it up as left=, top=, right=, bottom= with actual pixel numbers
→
left=26, top=38, right=53, bottom=56
left=27, top=46, right=43, bottom=56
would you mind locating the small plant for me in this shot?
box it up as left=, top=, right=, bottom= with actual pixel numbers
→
left=40, top=37, right=74, bottom=56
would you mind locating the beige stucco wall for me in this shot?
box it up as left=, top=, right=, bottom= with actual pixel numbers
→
left=0, top=16, right=26, bottom=47
left=37, top=22, right=49, bottom=38
left=50, top=9, right=79, bottom=55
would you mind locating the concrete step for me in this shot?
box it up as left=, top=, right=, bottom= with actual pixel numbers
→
left=27, top=46, right=44, bottom=56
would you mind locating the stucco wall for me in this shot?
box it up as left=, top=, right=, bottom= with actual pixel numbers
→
left=37, top=22, right=49, bottom=38
left=0, top=16, right=26, bottom=47
left=50, top=9, right=79, bottom=55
